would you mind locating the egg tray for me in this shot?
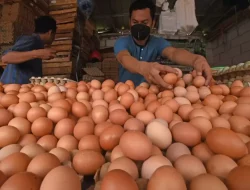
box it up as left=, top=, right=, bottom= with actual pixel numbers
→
left=29, top=76, right=76, bottom=86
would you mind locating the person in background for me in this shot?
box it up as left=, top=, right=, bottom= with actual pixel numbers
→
left=114, top=0, right=212, bottom=88
left=0, top=16, right=57, bottom=84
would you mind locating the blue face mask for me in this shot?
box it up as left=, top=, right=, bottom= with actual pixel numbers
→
left=131, top=24, right=151, bottom=41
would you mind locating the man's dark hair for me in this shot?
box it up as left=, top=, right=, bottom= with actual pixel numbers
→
left=34, top=16, right=57, bottom=33
left=129, top=0, right=156, bottom=20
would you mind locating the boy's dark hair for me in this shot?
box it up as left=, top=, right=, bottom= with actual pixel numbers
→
left=34, top=16, right=57, bottom=33
left=129, top=0, right=156, bottom=20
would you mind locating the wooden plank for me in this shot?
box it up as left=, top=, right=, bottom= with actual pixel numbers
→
left=51, top=45, right=72, bottom=52
left=49, top=3, right=77, bottom=11
left=52, top=40, right=72, bottom=46
left=49, top=8, right=76, bottom=15
left=43, top=62, right=72, bottom=68
left=55, top=32, right=73, bottom=40
left=56, top=17, right=75, bottom=24
left=52, top=12, right=77, bottom=20
left=56, top=29, right=74, bottom=34
left=43, top=67, right=72, bottom=75
left=57, top=23, right=75, bottom=30
left=56, top=52, right=71, bottom=56
left=43, top=56, right=71, bottom=63
left=50, top=0, right=77, bottom=6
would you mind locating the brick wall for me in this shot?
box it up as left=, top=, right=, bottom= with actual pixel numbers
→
left=206, top=18, right=250, bottom=67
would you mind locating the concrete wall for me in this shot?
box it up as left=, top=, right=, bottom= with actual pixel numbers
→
left=206, top=18, right=250, bottom=67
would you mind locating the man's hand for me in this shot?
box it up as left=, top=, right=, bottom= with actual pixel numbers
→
left=139, top=62, right=178, bottom=89
left=193, top=57, right=213, bottom=86
left=35, top=48, right=57, bottom=60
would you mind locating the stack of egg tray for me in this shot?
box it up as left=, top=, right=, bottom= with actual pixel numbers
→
left=29, top=76, right=76, bottom=86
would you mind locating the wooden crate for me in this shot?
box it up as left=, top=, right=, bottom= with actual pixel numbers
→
left=43, top=62, right=72, bottom=76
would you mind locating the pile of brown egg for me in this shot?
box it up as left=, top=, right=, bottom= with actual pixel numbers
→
left=0, top=69, right=250, bottom=190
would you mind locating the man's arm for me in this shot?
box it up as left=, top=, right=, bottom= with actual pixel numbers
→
left=162, top=47, right=206, bottom=67
left=1, top=49, right=57, bottom=65
left=2, top=50, right=40, bottom=65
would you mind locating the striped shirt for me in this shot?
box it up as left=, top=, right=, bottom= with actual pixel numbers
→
left=0, top=34, right=44, bottom=84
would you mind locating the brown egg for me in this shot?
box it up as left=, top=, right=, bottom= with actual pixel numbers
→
left=190, top=174, right=227, bottom=190
left=202, top=106, right=219, bottom=118
left=48, top=92, right=65, bottom=103
left=27, top=153, right=60, bottom=178
left=210, top=85, right=223, bottom=95
left=211, top=117, right=231, bottom=129
left=136, top=110, right=155, bottom=125
left=185, top=91, right=200, bottom=103
left=0, top=144, right=22, bottom=162
left=37, top=135, right=58, bottom=151
left=92, top=105, right=109, bottom=124
left=47, top=107, right=68, bottom=123
left=120, top=92, right=135, bottom=109
left=206, top=128, right=247, bottom=159
left=20, top=144, right=45, bottom=158
left=101, top=169, right=139, bottom=190
left=34, top=92, right=46, bottom=101
left=54, top=118, right=76, bottom=139
left=78, top=116, right=94, bottom=124
left=147, top=166, right=187, bottom=190
left=146, top=120, right=172, bottom=150
left=100, top=125, right=124, bottom=151
left=109, top=109, right=129, bottom=125
left=223, top=95, right=238, bottom=102
left=198, top=86, right=211, bottom=100
left=77, top=84, right=89, bottom=92
left=110, top=145, right=124, bottom=162
left=104, top=89, right=117, bottom=103
left=108, top=157, right=138, bottom=179
left=174, top=97, right=191, bottom=106
left=190, top=117, right=212, bottom=140
left=52, top=99, right=71, bottom=113
left=27, top=107, right=47, bottom=123
left=120, top=131, right=152, bottom=161
left=124, top=118, right=145, bottom=132
left=233, top=103, right=250, bottom=120
left=102, top=79, right=115, bottom=88
left=57, top=135, right=78, bottom=151
left=226, top=166, right=250, bottom=190
left=220, top=113, right=232, bottom=120
left=18, top=134, right=37, bottom=147
left=71, top=102, right=88, bottom=118
left=0, top=172, right=41, bottom=190
left=237, top=97, right=250, bottom=104
left=237, top=133, right=250, bottom=143
left=8, top=117, right=31, bottom=135
left=13, top=102, right=31, bottom=118
left=178, top=105, right=194, bottom=121
left=175, top=79, right=185, bottom=87
left=73, top=121, right=94, bottom=140
left=117, top=84, right=130, bottom=96
left=164, top=99, right=179, bottom=113
left=40, top=166, right=81, bottom=190
left=49, top=147, right=71, bottom=163
left=203, top=94, right=222, bottom=110
left=166, top=142, right=191, bottom=162
left=192, top=143, right=214, bottom=163
left=3, top=84, right=20, bottom=93
left=172, top=122, right=201, bottom=147
left=141, top=155, right=172, bottom=179
left=154, top=105, right=173, bottom=123
left=130, top=102, right=145, bottom=117
left=136, top=86, right=149, bottom=98
left=218, top=101, right=237, bottom=115
left=238, top=154, right=250, bottom=166
left=39, top=103, right=51, bottom=112
left=146, top=101, right=160, bottom=113
left=193, top=76, right=205, bottom=87
left=0, top=126, right=20, bottom=148
left=239, top=87, right=250, bottom=97
left=229, top=116, right=250, bottom=135
left=189, top=108, right=210, bottom=120
left=19, top=92, right=36, bottom=103
left=109, top=104, right=126, bottom=113
left=0, top=109, right=13, bottom=127
left=174, top=155, right=207, bottom=182
left=231, top=86, right=244, bottom=97
left=78, top=135, right=101, bottom=152
left=127, top=89, right=139, bottom=101
left=183, top=74, right=193, bottom=85
left=0, top=94, right=19, bottom=108
left=206, top=154, right=237, bottom=181
left=163, top=73, right=178, bottom=85
left=66, top=88, right=77, bottom=99
left=94, top=121, right=112, bottom=136
left=73, top=150, right=105, bottom=175
left=31, top=117, right=53, bottom=137
left=92, top=90, right=104, bottom=101
left=0, top=152, right=31, bottom=177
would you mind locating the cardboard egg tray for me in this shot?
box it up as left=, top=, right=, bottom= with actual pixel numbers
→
left=29, top=76, right=76, bottom=86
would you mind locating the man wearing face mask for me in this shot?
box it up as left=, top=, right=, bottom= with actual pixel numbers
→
left=114, top=0, right=212, bottom=88
left=1, top=16, right=57, bottom=84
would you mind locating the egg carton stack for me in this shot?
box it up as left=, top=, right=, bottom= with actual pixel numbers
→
left=29, top=76, right=76, bottom=86
left=212, top=61, right=250, bottom=87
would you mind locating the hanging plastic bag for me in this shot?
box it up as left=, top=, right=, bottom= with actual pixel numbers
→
left=158, top=2, right=178, bottom=35
left=156, top=0, right=166, bottom=7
